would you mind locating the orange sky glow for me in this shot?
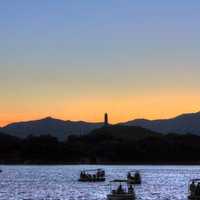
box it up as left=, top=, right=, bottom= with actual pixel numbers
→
left=1, top=91, right=200, bottom=127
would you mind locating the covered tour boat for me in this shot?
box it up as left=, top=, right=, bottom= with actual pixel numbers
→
left=188, top=179, right=200, bottom=200
left=79, top=169, right=105, bottom=182
left=107, top=180, right=136, bottom=200
left=127, top=170, right=141, bottom=185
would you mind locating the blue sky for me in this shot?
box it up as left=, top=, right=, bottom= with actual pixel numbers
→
left=1, top=1, right=200, bottom=124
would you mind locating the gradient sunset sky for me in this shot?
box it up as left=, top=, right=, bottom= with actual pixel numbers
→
left=1, top=1, right=200, bottom=126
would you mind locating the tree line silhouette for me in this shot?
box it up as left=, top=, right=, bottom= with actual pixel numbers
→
left=0, top=125, right=200, bottom=164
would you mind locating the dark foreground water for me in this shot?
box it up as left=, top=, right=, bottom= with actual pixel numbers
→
left=0, top=165, right=199, bottom=200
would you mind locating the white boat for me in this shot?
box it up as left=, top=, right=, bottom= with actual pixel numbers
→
left=78, top=169, right=105, bottom=182
left=107, top=180, right=136, bottom=200
left=188, top=179, right=200, bottom=199
left=127, top=170, right=141, bottom=185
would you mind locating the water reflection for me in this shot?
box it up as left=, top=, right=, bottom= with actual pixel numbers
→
left=0, top=165, right=199, bottom=200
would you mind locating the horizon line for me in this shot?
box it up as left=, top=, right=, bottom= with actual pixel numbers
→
left=1, top=110, right=200, bottom=128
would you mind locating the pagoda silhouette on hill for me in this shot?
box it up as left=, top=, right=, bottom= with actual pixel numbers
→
left=104, top=113, right=109, bottom=127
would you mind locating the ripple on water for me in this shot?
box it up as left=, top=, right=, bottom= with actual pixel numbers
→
left=0, top=165, right=199, bottom=200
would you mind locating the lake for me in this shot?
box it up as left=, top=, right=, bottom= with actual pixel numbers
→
left=0, top=165, right=199, bottom=200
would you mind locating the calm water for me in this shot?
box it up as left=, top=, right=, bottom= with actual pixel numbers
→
left=0, top=165, right=199, bottom=200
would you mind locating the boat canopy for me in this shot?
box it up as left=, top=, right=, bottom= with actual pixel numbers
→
left=128, top=170, right=140, bottom=173
left=81, top=169, right=104, bottom=172
left=189, top=179, right=200, bottom=183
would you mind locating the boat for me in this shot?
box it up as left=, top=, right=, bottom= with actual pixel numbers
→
left=107, top=179, right=136, bottom=200
left=78, top=169, right=105, bottom=182
left=188, top=179, right=200, bottom=199
left=127, top=170, right=141, bottom=184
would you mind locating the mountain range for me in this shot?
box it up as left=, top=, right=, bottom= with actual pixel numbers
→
left=1, top=117, right=103, bottom=141
left=1, top=111, right=200, bottom=140
left=122, top=111, right=200, bottom=135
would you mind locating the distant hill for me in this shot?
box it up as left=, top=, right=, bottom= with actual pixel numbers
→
left=1, top=127, right=200, bottom=164
left=2, top=117, right=103, bottom=141
left=0, top=131, right=20, bottom=143
left=123, top=111, right=200, bottom=135
left=89, top=125, right=161, bottom=141
left=2, top=111, right=200, bottom=141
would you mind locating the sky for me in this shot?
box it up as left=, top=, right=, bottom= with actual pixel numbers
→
left=1, top=0, right=200, bottom=126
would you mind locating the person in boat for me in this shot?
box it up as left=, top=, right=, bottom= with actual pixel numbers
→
left=101, top=170, right=105, bottom=177
left=93, top=174, right=96, bottom=181
left=97, top=170, right=104, bottom=178
left=97, top=172, right=102, bottom=180
left=80, top=171, right=83, bottom=178
left=97, top=170, right=100, bottom=177
left=128, top=184, right=134, bottom=193
left=190, top=181, right=196, bottom=196
left=196, top=183, right=200, bottom=196
left=88, top=174, right=92, bottom=181
left=194, top=182, right=200, bottom=196
left=80, top=171, right=85, bottom=179
left=117, top=184, right=125, bottom=194
left=127, top=172, right=131, bottom=179
left=135, top=171, right=140, bottom=178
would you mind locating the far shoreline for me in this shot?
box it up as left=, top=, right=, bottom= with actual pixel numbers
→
left=1, top=161, right=200, bottom=166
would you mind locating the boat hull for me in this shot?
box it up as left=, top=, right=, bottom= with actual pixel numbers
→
left=188, top=196, right=200, bottom=200
left=128, top=180, right=141, bottom=185
left=107, top=194, right=135, bottom=200
left=78, top=178, right=105, bottom=182
left=127, top=178, right=141, bottom=185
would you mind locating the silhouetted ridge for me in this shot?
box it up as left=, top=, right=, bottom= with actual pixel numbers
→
left=3, top=111, right=200, bottom=141
left=2, top=117, right=103, bottom=140
left=123, top=111, right=200, bottom=135
left=89, top=125, right=160, bottom=141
